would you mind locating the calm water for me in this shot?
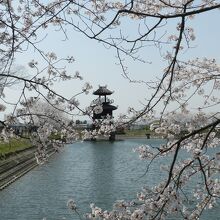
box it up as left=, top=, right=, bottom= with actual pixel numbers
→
left=0, top=139, right=219, bottom=220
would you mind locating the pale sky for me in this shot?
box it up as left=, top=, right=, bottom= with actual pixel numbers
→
left=5, top=8, right=220, bottom=120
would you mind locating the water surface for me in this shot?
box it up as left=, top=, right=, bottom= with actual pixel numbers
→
left=0, top=139, right=219, bottom=220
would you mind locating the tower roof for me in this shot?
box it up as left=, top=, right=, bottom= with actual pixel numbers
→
left=93, top=86, right=113, bottom=96
left=102, top=103, right=117, bottom=111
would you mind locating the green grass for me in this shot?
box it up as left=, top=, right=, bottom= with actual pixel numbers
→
left=124, top=129, right=149, bottom=137
left=0, top=138, right=32, bottom=156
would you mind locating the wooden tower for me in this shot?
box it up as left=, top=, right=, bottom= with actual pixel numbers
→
left=92, top=85, right=117, bottom=141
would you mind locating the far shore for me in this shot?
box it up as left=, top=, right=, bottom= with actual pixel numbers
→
left=116, top=134, right=164, bottom=140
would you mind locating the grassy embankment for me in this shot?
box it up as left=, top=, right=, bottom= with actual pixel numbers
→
left=121, top=127, right=155, bottom=137
left=123, top=129, right=148, bottom=137
left=0, top=131, right=65, bottom=158
left=0, top=138, right=32, bottom=158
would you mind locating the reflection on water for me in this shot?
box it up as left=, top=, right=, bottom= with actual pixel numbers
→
left=90, top=142, right=114, bottom=206
left=0, top=139, right=219, bottom=220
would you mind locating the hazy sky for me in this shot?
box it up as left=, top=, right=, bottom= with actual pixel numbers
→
left=5, top=8, right=220, bottom=119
